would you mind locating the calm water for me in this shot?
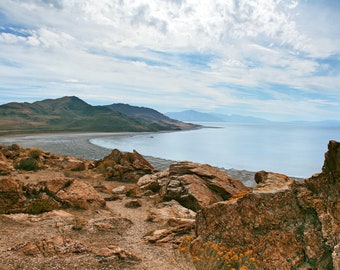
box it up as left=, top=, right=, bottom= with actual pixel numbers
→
left=90, top=122, right=340, bottom=178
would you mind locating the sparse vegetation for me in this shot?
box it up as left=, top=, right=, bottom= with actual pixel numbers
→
left=29, top=199, right=57, bottom=215
left=178, top=236, right=262, bottom=270
left=0, top=96, right=196, bottom=135
left=15, top=157, right=39, bottom=171
left=28, top=148, right=42, bottom=159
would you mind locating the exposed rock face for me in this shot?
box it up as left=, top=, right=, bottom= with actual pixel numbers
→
left=0, top=178, right=25, bottom=214
left=55, top=179, right=106, bottom=210
left=95, top=149, right=154, bottom=182
left=160, top=161, right=250, bottom=211
left=194, top=140, right=340, bottom=269
left=0, top=177, right=106, bottom=214
left=0, top=144, right=90, bottom=172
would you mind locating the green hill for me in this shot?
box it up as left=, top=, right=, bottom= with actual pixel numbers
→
left=0, top=96, right=196, bottom=135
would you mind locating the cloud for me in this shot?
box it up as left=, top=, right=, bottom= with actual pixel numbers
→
left=0, top=0, right=339, bottom=121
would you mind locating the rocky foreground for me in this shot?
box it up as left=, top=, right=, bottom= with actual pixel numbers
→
left=0, top=141, right=339, bottom=269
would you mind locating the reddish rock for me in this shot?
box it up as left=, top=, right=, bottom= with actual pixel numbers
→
left=137, top=171, right=168, bottom=192
left=93, top=245, right=140, bottom=261
left=96, top=149, right=154, bottom=182
left=1, top=144, right=20, bottom=159
left=147, top=200, right=196, bottom=225
left=11, top=236, right=90, bottom=257
left=0, top=176, right=105, bottom=214
left=160, top=161, right=249, bottom=211
left=0, top=150, right=7, bottom=163
left=193, top=140, right=340, bottom=269
left=144, top=223, right=194, bottom=245
left=0, top=178, right=25, bottom=214
left=0, top=150, right=10, bottom=175
left=124, top=199, right=142, bottom=208
left=44, top=177, right=74, bottom=194
left=254, top=170, right=294, bottom=193
left=61, top=157, right=86, bottom=171
left=56, top=180, right=106, bottom=210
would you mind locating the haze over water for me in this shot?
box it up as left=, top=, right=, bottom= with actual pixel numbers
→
left=90, top=122, right=340, bottom=178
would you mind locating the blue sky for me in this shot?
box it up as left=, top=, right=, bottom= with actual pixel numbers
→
left=0, top=0, right=339, bottom=121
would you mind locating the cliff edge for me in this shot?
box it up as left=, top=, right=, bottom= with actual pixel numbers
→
left=193, top=140, right=340, bottom=269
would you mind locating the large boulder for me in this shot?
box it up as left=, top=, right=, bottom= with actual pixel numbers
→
left=160, top=161, right=250, bottom=211
left=193, top=140, right=340, bottom=269
left=95, top=149, right=154, bottom=182
left=55, top=180, right=106, bottom=210
left=0, top=177, right=106, bottom=214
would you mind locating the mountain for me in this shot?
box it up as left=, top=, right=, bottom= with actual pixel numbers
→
left=165, top=110, right=269, bottom=123
left=105, top=103, right=181, bottom=130
left=0, top=96, right=196, bottom=135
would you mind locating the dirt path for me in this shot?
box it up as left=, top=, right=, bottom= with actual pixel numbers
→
left=106, top=196, right=192, bottom=270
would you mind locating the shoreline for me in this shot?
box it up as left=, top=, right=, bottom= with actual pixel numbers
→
left=0, top=132, right=259, bottom=186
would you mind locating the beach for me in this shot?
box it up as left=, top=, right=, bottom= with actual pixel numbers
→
left=0, top=132, right=258, bottom=186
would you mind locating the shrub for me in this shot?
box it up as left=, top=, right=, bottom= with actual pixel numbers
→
left=15, top=157, right=39, bottom=171
left=28, top=148, right=42, bottom=159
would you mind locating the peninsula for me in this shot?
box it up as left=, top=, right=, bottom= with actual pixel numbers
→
left=0, top=96, right=197, bottom=135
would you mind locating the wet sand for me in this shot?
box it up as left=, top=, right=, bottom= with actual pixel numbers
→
left=0, top=132, right=257, bottom=186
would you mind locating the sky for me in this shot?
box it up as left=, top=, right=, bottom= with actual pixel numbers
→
left=0, top=0, right=339, bottom=121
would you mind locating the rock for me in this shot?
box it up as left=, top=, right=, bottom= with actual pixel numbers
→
left=137, top=173, right=162, bottom=192
left=44, top=177, right=74, bottom=194
left=62, top=157, right=86, bottom=171
left=193, top=140, right=340, bottom=269
left=11, top=236, right=90, bottom=257
left=333, top=243, right=340, bottom=270
left=112, top=185, right=126, bottom=194
left=1, top=175, right=106, bottom=214
left=137, top=170, right=169, bottom=193
left=2, top=210, right=75, bottom=225
left=94, top=245, right=140, bottom=261
left=0, top=161, right=10, bottom=176
left=95, top=149, right=154, bottom=182
left=88, top=216, right=133, bottom=233
left=254, top=170, right=294, bottom=193
left=147, top=200, right=196, bottom=225
left=56, top=180, right=106, bottom=210
left=160, top=161, right=249, bottom=211
left=144, top=223, right=194, bottom=245
left=124, top=199, right=142, bottom=208
left=0, top=178, right=25, bottom=214
left=1, top=144, right=20, bottom=159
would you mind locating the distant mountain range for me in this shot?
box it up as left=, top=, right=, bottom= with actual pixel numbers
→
left=0, top=96, right=196, bottom=135
left=165, top=110, right=269, bottom=123
left=166, top=110, right=340, bottom=126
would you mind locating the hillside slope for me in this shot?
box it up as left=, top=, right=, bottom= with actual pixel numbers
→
left=0, top=96, right=196, bottom=135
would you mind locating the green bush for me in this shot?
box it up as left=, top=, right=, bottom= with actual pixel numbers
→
left=15, top=157, right=39, bottom=171
left=28, top=148, right=42, bottom=159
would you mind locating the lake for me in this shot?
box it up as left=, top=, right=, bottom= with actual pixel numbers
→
left=90, top=122, right=340, bottom=178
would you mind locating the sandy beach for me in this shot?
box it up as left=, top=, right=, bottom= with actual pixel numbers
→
left=0, top=132, right=258, bottom=186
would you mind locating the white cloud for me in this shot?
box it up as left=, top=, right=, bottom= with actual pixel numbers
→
left=0, top=0, right=339, bottom=121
